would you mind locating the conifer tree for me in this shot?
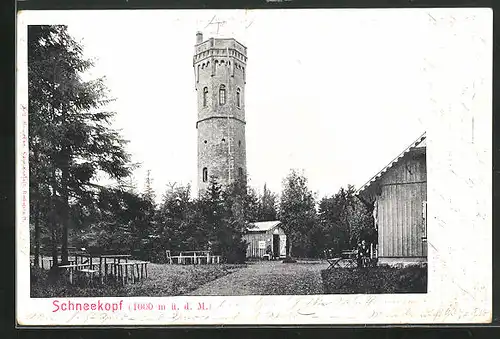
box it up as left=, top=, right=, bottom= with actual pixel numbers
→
left=28, top=25, right=133, bottom=265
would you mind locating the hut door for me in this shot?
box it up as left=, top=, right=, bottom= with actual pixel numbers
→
left=279, top=235, right=287, bottom=257
left=272, top=234, right=280, bottom=258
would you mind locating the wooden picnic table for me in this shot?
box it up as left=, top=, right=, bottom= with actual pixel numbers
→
left=180, top=250, right=221, bottom=265
left=37, top=251, right=149, bottom=285
left=115, top=261, right=149, bottom=285
left=57, top=253, right=132, bottom=281
left=100, top=254, right=132, bottom=280
left=46, top=250, right=91, bottom=268
left=179, top=250, right=209, bottom=264
left=166, top=250, right=221, bottom=265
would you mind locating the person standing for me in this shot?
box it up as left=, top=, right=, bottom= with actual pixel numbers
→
left=357, top=240, right=370, bottom=268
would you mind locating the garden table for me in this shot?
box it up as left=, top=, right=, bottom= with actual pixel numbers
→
left=100, top=254, right=131, bottom=281
left=115, top=261, right=149, bottom=285
left=179, top=251, right=212, bottom=265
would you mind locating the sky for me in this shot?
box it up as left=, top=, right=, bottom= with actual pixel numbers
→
left=33, top=9, right=432, bottom=200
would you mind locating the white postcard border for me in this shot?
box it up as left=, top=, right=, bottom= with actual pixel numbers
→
left=16, top=8, right=492, bottom=325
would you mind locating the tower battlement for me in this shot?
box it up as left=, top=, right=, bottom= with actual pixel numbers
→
left=194, top=32, right=248, bottom=195
left=194, top=37, right=247, bottom=59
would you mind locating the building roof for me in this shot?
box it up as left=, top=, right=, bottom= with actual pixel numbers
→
left=247, top=220, right=282, bottom=232
left=357, top=132, right=426, bottom=196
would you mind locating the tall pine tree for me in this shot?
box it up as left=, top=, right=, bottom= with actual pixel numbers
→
left=257, top=183, right=278, bottom=221
left=29, top=25, right=133, bottom=265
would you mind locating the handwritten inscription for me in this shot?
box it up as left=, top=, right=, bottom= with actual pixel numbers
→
left=21, top=295, right=490, bottom=325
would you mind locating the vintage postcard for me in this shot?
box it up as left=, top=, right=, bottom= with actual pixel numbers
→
left=16, top=8, right=492, bottom=326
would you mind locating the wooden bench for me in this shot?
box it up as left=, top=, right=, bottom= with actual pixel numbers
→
left=165, top=250, right=184, bottom=264
left=58, top=263, right=95, bottom=284
left=30, top=256, right=50, bottom=270
left=209, top=255, right=221, bottom=264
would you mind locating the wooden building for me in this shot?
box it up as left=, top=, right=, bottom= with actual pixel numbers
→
left=357, top=133, right=427, bottom=266
left=242, top=221, right=287, bottom=259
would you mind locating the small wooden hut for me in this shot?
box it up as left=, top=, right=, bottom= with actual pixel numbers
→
left=357, top=133, right=427, bottom=266
left=242, top=221, right=287, bottom=259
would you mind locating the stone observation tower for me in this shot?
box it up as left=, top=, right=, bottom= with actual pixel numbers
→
left=193, top=31, right=248, bottom=195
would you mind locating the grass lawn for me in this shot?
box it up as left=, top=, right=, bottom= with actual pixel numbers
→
left=31, top=263, right=245, bottom=298
left=321, top=266, right=427, bottom=294
left=185, top=260, right=327, bottom=295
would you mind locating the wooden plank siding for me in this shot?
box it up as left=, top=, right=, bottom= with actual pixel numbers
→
left=243, top=231, right=270, bottom=258
left=376, top=152, right=427, bottom=258
left=242, top=226, right=286, bottom=259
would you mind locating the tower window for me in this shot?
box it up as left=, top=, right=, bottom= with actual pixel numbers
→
left=204, top=140, right=207, bottom=144
left=222, top=138, right=226, bottom=142
left=219, top=85, right=226, bottom=105
left=238, top=167, right=243, bottom=178
left=203, top=87, right=208, bottom=107
left=238, top=140, right=241, bottom=147
left=236, top=88, right=241, bottom=108
left=202, top=167, right=208, bottom=183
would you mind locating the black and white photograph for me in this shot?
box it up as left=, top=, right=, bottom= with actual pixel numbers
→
left=17, top=8, right=491, bottom=325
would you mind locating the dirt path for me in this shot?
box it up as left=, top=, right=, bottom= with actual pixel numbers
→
left=185, top=260, right=328, bottom=296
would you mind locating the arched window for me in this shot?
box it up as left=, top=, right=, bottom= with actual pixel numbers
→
left=219, top=85, right=226, bottom=105
left=236, top=88, right=241, bottom=108
left=202, top=167, right=208, bottom=182
left=203, top=87, right=208, bottom=107
left=238, top=167, right=243, bottom=178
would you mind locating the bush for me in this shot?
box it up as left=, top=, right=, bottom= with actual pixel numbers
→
left=321, top=266, right=427, bottom=294
left=221, top=238, right=248, bottom=264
